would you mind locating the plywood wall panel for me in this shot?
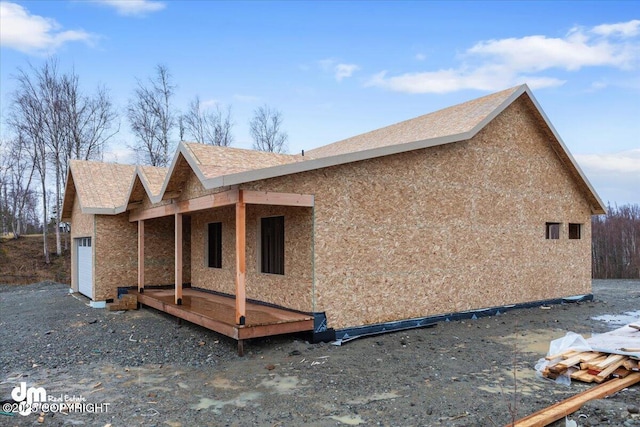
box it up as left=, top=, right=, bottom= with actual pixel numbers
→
left=94, top=214, right=137, bottom=301
left=242, top=96, right=593, bottom=329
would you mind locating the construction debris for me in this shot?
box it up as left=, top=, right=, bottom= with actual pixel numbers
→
left=537, top=322, right=640, bottom=385
left=519, top=322, right=640, bottom=426
left=540, top=348, right=638, bottom=383
left=509, top=372, right=640, bottom=427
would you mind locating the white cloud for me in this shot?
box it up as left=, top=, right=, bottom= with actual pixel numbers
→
left=0, top=1, right=94, bottom=54
left=93, top=0, right=166, bottom=17
left=334, top=63, right=359, bottom=81
left=367, top=19, right=640, bottom=94
left=319, top=58, right=360, bottom=81
left=575, top=149, right=640, bottom=205
left=366, top=66, right=565, bottom=93
left=415, top=53, right=427, bottom=61
left=199, top=99, right=220, bottom=109
left=575, top=149, right=640, bottom=174
left=592, top=19, right=640, bottom=38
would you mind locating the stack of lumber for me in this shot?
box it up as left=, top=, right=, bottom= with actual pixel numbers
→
left=541, top=349, right=638, bottom=383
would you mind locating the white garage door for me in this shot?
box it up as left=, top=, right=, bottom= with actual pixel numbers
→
left=76, top=237, right=92, bottom=298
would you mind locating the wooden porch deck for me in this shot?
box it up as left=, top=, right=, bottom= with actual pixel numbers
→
left=130, top=288, right=314, bottom=355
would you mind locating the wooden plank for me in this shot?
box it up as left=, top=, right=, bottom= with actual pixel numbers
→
left=235, top=191, right=246, bottom=324
left=591, top=354, right=625, bottom=370
left=129, top=189, right=239, bottom=222
left=595, top=358, right=628, bottom=383
left=238, top=319, right=315, bottom=339
left=138, top=220, right=144, bottom=292
left=243, top=190, right=314, bottom=207
left=509, top=372, right=640, bottom=427
left=175, top=213, right=183, bottom=305
left=129, top=203, right=176, bottom=222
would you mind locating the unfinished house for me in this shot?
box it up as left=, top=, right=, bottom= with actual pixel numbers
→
left=62, top=84, right=605, bottom=351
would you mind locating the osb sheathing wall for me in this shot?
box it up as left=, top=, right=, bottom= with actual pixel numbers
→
left=93, top=213, right=189, bottom=301
left=70, top=195, right=94, bottom=293
left=142, top=216, right=181, bottom=286
left=190, top=204, right=313, bottom=312
left=242, top=96, right=593, bottom=329
left=94, top=214, right=137, bottom=301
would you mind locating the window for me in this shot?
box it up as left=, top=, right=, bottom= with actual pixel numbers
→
left=207, top=222, right=222, bottom=268
left=545, top=222, right=560, bottom=239
left=569, top=223, right=581, bottom=240
left=261, top=216, right=284, bottom=275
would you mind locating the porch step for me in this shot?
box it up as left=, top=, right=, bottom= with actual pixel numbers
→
left=107, top=294, right=138, bottom=311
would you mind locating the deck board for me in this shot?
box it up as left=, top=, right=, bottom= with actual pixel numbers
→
left=131, top=288, right=314, bottom=341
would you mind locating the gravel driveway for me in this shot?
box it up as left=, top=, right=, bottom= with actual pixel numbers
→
left=1, top=280, right=639, bottom=426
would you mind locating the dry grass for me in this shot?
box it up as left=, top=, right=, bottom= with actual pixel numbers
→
left=0, top=233, right=70, bottom=284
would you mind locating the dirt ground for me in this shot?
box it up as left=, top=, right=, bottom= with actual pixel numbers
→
left=0, top=280, right=638, bottom=427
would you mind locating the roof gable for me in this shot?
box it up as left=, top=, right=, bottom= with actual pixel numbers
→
left=307, top=85, right=522, bottom=159
left=156, top=142, right=304, bottom=203
left=62, top=85, right=605, bottom=217
left=62, top=160, right=137, bottom=217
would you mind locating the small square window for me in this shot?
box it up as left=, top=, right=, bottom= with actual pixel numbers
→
left=207, top=222, right=222, bottom=268
left=569, top=223, right=581, bottom=240
left=546, top=222, right=560, bottom=239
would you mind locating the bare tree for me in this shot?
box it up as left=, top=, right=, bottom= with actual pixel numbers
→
left=8, top=62, right=52, bottom=263
left=62, top=75, right=119, bottom=163
left=127, top=64, right=176, bottom=166
left=182, top=96, right=234, bottom=146
left=4, top=134, right=37, bottom=239
left=249, top=104, right=288, bottom=153
left=592, top=203, right=640, bottom=279
left=6, top=58, right=115, bottom=261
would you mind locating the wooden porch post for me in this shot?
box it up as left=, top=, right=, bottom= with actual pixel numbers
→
left=235, top=190, right=246, bottom=325
left=138, top=220, right=144, bottom=293
left=175, top=212, right=183, bottom=305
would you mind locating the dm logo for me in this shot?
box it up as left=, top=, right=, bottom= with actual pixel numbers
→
left=11, top=382, right=46, bottom=416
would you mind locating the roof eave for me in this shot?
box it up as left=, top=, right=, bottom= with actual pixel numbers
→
left=523, top=88, right=607, bottom=215
left=203, top=132, right=474, bottom=189
left=153, top=142, right=210, bottom=203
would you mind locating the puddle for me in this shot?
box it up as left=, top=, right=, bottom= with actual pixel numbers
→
left=329, top=414, right=366, bottom=425
left=476, top=365, right=569, bottom=396
left=592, top=311, right=640, bottom=327
left=190, top=391, right=261, bottom=413
left=212, top=376, right=242, bottom=390
left=346, top=391, right=400, bottom=405
left=491, top=329, right=570, bottom=356
left=259, top=374, right=305, bottom=394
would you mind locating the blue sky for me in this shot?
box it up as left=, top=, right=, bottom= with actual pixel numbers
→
left=0, top=1, right=638, bottom=205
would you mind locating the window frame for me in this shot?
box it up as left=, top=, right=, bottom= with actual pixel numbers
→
left=207, top=222, right=222, bottom=269
left=545, top=222, right=561, bottom=240
left=260, top=216, right=285, bottom=275
left=568, top=223, right=582, bottom=240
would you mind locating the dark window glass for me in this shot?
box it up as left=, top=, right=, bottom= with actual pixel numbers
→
left=569, top=223, right=581, bottom=240
left=208, top=222, right=222, bottom=268
left=261, top=216, right=284, bottom=275
left=546, top=222, right=560, bottom=239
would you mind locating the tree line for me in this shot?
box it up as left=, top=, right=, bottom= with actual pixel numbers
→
left=592, top=203, right=640, bottom=279
left=0, top=58, right=288, bottom=263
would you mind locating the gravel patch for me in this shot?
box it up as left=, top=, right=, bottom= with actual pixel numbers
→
left=0, top=280, right=638, bottom=426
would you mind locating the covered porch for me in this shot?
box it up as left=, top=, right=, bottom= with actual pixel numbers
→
left=129, top=188, right=316, bottom=355
left=130, top=287, right=314, bottom=355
